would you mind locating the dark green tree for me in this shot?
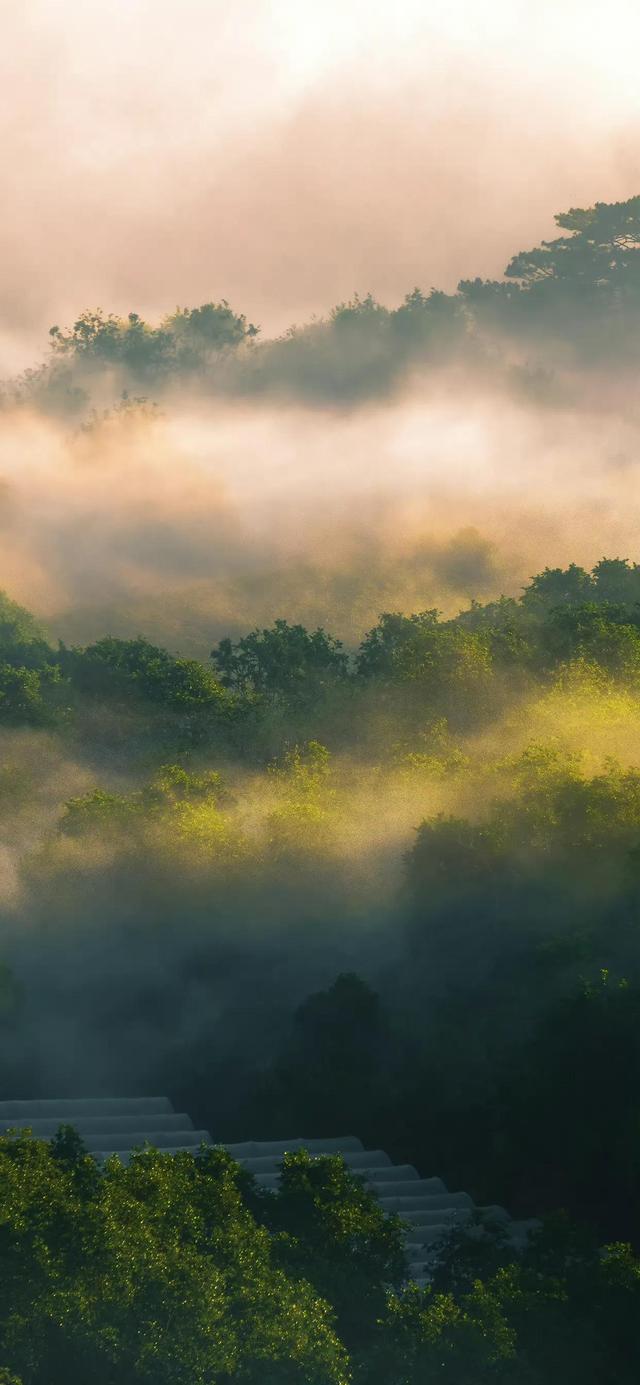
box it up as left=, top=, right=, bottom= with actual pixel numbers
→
left=0, top=1134, right=349, bottom=1385
left=255, top=1148, right=406, bottom=1354
left=504, top=196, right=640, bottom=298
left=68, top=636, right=232, bottom=713
left=272, top=974, right=392, bottom=1138
left=212, top=619, right=347, bottom=703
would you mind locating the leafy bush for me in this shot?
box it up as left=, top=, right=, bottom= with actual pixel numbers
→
left=0, top=1133, right=349, bottom=1385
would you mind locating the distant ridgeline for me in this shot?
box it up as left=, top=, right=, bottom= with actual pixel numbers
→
left=5, top=557, right=640, bottom=734
left=2, top=193, right=639, bottom=412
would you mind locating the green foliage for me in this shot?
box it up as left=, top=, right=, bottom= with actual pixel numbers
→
left=164, top=301, right=258, bottom=353
left=19, top=552, right=640, bottom=741
left=48, top=302, right=257, bottom=385
left=413, top=749, right=640, bottom=866
left=5, top=192, right=640, bottom=413
left=272, top=973, right=391, bottom=1136
left=266, top=740, right=336, bottom=849
left=0, top=597, right=61, bottom=725
left=6, top=192, right=640, bottom=1382
left=144, top=762, right=227, bottom=806
left=213, top=619, right=347, bottom=703
left=541, top=603, right=640, bottom=680
left=520, top=563, right=595, bottom=612
left=71, top=636, right=231, bottom=712
left=502, top=974, right=640, bottom=1234
left=592, top=556, right=640, bottom=605
left=77, top=393, right=162, bottom=436
left=459, top=194, right=640, bottom=364
left=61, top=764, right=233, bottom=849
left=61, top=787, right=143, bottom=836
left=504, top=195, right=640, bottom=297
left=241, top=287, right=466, bottom=403
left=365, top=1230, right=640, bottom=1385
left=0, top=594, right=53, bottom=669
left=330, top=293, right=389, bottom=331
left=1, top=1129, right=640, bottom=1383
left=0, top=1133, right=349, bottom=1385
left=394, top=742, right=640, bottom=1235
left=7, top=558, right=640, bottom=1304
left=357, top=610, right=493, bottom=729
left=363, top=1271, right=524, bottom=1383
left=268, top=738, right=332, bottom=796
left=0, top=664, right=62, bottom=726
left=256, top=1148, right=406, bottom=1352
left=389, top=718, right=468, bottom=778
left=391, top=287, right=464, bottom=350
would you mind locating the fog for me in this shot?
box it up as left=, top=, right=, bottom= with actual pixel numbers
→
left=0, top=372, right=639, bottom=654
left=1, top=1, right=640, bottom=1153
left=2, top=1, right=640, bottom=370
left=0, top=350, right=639, bottom=1101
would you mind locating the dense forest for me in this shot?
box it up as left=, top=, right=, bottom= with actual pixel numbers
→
left=2, top=565, right=640, bottom=1210
left=1, top=1129, right=639, bottom=1384
left=2, top=193, right=640, bottom=1379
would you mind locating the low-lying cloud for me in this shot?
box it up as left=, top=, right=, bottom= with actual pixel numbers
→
left=0, top=375, right=639, bottom=655
left=2, top=1, right=639, bottom=371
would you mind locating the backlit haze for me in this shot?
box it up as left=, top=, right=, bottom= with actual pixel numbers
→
left=2, top=0, right=640, bottom=1111
left=2, top=0, right=639, bottom=369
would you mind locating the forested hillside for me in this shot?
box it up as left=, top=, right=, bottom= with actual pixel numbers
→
left=2, top=191, right=640, bottom=1380
left=3, top=195, right=640, bottom=413
left=2, top=558, right=640, bottom=1246
left=0, top=1130, right=639, bottom=1384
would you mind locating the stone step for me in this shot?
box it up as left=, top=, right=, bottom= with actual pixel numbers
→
left=362, top=1164, right=420, bottom=1183
left=477, top=1204, right=511, bottom=1225
left=0, top=1099, right=526, bottom=1288
left=399, top=1206, right=473, bottom=1227
left=373, top=1178, right=448, bottom=1202
left=0, top=1114, right=194, bottom=1138
left=245, top=1174, right=459, bottom=1214
left=404, top=1222, right=457, bottom=1246
left=222, top=1137, right=364, bottom=1159
left=249, top=1165, right=429, bottom=1193
left=406, top=1243, right=436, bottom=1264
left=506, top=1218, right=541, bottom=1246
left=0, top=1097, right=173, bottom=1120
left=396, top=1190, right=473, bottom=1213
left=239, top=1147, right=391, bottom=1176
left=381, top=1200, right=473, bottom=1224
left=95, top=1144, right=207, bottom=1165
left=85, top=1129, right=211, bottom=1153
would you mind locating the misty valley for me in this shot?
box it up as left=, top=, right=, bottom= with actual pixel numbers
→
left=2, top=192, right=640, bottom=1381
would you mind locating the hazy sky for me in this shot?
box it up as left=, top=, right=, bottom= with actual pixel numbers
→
left=1, top=0, right=639, bottom=369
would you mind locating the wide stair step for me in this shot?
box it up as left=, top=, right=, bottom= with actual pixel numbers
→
left=0, top=1098, right=534, bottom=1283
left=0, top=1097, right=173, bottom=1119
left=380, top=1200, right=473, bottom=1223
left=362, top=1164, right=422, bottom=1184
left=0, top=1114, right=195, bottom=1138
left=399, top=1205, right=473, bottom=1227
left=238, top=1147, right=391, bottom=1176
left=95, top=1144, right=211, bottom=1166
left=89, top=1129, right=212, bottom=1153
left=370, top=1177, right=447, bottom=1199
left=224, top=1136, right=364, bottom=1159
left=405, top=1222, right=459, bottom=1246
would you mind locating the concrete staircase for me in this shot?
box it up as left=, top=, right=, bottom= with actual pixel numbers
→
left=0, top=1096, right=536, bottom=1285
